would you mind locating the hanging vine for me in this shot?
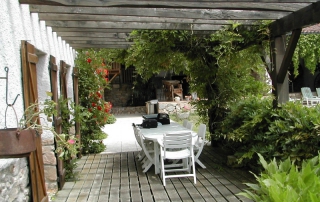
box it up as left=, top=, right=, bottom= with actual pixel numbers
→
left=122, top=22, right=271, bottom=134
left=292, top=33, right=320, bottom=76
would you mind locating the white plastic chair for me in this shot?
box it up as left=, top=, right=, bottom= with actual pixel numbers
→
left=138, top=129, right=155, bottom=173
left=132, top=124, right=154, bottom=172
left=182, top=119, right=188, bottom=128
left=132, top=124, right=144, bottom=161
left=301, top=87, right=320, bottom=106
left=158, top=131, right=196, bottom=186
left=186, top=121, right=193, bottom=130
left=193, top=124, right=207, bottom=169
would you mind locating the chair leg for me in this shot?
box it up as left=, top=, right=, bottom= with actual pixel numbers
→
left=161, top=155, right=166, bottom=186
left=195, top=159, right=206, bottom=169
left=192, top=156, right=196, bottom=184
left=136, top=151, right=145, bottom=161
left=143, top=161, right=153, bottom=173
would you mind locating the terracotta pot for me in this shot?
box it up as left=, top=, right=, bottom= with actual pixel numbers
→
left=0, top=128, right=37, bottom=158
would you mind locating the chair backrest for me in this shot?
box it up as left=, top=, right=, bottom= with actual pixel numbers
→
left=163, top=132, right=192, bottom=158
left=186, top=122, right=193, bottom=130
left=132, top=124, right=142, bottom=147
left=197, top=124, right=206, bottom=140
left=316, top=88, right=320, bottom=97
left=301, top=87, right=314, bottom=98
left=182, top=120, right=188, bottom=127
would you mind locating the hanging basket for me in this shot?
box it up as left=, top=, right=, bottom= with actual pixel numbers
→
left=0, top=128, right=37, bottom=158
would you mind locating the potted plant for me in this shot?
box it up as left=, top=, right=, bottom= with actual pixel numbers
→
left=0, top=92, right=79, bottom=160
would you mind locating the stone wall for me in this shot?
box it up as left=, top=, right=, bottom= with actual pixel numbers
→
left=111, top=106, right=146, bottom=115
left=0, top=159, right=30, bottom=201
left=104, top=84, right=133, bottom=107
left=158, top=101, right=194, bottom=115
left=42, top=142, right=58, bottom=193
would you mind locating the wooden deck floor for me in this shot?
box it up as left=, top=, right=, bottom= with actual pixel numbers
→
left=54, top=145, right=255, bottom=202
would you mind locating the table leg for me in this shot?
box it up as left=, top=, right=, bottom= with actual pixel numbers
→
left=154, top=140, right=160, bottom=174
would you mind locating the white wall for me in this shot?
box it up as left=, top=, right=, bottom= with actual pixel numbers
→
left=0, top=0, right=76, bottom=199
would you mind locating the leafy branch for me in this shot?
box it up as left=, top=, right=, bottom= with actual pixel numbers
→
left=19, top=92, right=79, bottom=160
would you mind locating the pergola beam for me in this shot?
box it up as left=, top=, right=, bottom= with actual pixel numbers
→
left=270, top=1, right=320, bottom=37
left=19, top=0, right=316, bottom=10
left=46, top=21, right=224, bottom=31
left=38, top=13, right=257, bottom=25
left=29, top=6, right=290, bottom=20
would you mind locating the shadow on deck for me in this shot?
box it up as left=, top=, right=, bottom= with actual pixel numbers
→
left=54, top=145, right=255, bottom=202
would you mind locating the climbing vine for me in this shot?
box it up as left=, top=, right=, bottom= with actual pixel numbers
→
left=292, top=34, right=320, bottom=76
left=122, top=22, right=271, bottom=133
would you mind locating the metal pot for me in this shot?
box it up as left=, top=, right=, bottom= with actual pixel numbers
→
left=0, top=128, right=36, bottom=158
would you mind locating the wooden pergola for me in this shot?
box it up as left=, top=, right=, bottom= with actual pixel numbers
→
left=19, top=0, right=320, bottom=104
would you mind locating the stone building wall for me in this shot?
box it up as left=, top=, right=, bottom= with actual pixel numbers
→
left=104, top=84, right=133, bottom=107
left=0, top=1, right=75, bottom=199
left=0, top=159, right=30, bottom=201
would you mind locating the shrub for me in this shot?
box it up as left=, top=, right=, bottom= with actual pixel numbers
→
left=213, top=95, right=320, bottom=169
left=106, top=114, right=116, bottom=124
left=239, top=153, right=320, bottom=202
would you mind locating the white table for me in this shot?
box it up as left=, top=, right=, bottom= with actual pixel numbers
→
left=139, top=122, right=196, bottom=174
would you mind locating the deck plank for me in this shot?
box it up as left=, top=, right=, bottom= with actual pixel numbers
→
left=65, top=145, right=255, bottom=202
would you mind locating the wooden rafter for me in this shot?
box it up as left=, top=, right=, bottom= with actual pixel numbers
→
left=18, top=0, right=320, bottom=49
left=19, top=0, right=317, bottom=9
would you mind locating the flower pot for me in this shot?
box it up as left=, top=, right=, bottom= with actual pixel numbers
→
left=0, top=128, right=37, bottom=158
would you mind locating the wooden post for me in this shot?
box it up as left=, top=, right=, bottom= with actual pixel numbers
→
left=271, top=36, right=289, bottom=107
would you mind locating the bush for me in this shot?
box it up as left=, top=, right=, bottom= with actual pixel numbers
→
left=239, top=153, right=320, bottom=202
left=106, top=114, right=116, bottom=124
left=213, top=95, right=320, bottom=170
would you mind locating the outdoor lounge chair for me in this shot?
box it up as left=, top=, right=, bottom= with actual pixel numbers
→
left=301, top=87, right=320, bottom=106
left=316, top=88, right=320, bottom=97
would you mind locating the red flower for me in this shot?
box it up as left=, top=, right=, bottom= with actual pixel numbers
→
left=96, top=92, right=102, bottom=99
left=104, top=102, right=112, bottom=112
left=92, top=103, right=97, bottom=107
left=97, top=106, right=102, bottom=111
left=87, top=58, right=92, bottom=63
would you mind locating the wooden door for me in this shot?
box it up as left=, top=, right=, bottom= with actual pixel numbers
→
left=72, top=67, right=81, bottom=157
left=49, top=55, right=66, bottom=189
left=21, top=40, right=48, bottom=202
